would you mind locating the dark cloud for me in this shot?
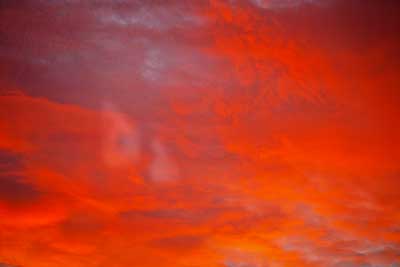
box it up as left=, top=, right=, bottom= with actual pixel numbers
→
left=0, top=150, right=41, bottom=205
left=0, top=175, right=41, bottom=204
left=0, top=150, right=22, bottom=168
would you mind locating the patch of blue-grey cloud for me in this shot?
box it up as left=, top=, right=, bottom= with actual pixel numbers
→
left=98, top=3, right=204, bottom=31
left=250, top=0, right=328, bottom=9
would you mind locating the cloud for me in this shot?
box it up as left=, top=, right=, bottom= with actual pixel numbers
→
left=0, top=263, right=19, bottom=267
left=101, top=102, right=141, bottom=168
left=141, top=48, right=166, bottom=82
left=280, top=235, right=400, bottom=267
left=149, top=139, right=180, bottom=182
left=99, top=4, right=204, bottom=31
left=150, top=235, right=205, bottom=251
left=1, top=0, right=400, bottom=267
left=0, top=175, right=41, bottom=205
left=250, top=0, right=323, bottom=9
left=225, top=262, right=257, bottom=267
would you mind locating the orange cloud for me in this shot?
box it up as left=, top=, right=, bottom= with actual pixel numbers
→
left=1, top=1, right=400, bottom=267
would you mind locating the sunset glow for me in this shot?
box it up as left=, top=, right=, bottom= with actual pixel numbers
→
left=0, top=1, right=400, bottom=266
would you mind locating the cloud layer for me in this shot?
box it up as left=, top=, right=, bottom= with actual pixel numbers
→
left=0, top=0, right=400, bottom=266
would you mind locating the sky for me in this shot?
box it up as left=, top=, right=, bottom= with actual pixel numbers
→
left=0, top=0, right=400, bottom=266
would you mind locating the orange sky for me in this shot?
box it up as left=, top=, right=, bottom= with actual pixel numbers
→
left=0, top=1, right=400, bottom=266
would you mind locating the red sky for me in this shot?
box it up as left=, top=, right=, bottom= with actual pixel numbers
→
left=0, top=0, right=400, bottom=266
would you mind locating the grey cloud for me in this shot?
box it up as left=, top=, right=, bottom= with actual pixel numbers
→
left=0, top=0, right=211, bottom=109
left=280, top=235, right=400, bottom=267
left=251, top=0, right=323, bottom=9
left=99, top=4, right=204, bottom=31
left=139, top=40, right=222, bottom=88
left=141, top=48, right=166, bottom=82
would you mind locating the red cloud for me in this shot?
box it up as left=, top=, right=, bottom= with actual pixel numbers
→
left=1, top=1, right=400, bottom=266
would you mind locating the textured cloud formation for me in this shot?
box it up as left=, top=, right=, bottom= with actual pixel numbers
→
left=251, top=0, right=321, bottom=9
left=1, top=0, right=400, bottom=267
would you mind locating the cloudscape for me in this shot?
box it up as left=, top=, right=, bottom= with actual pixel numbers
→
left=0, top=0, right=400, bottom=266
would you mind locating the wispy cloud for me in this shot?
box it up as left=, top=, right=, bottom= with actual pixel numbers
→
left=251, top=0, right=324, bottom=9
